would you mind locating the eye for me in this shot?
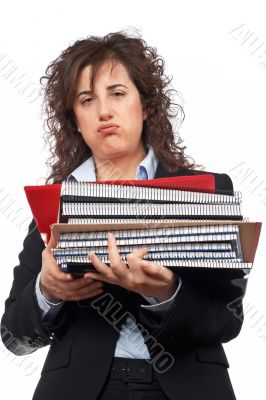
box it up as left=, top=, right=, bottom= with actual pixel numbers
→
left=81, top=98, right=93, bottom=104
left=112, top=92, right=125, bottom=97
left=81, top=92, right=124, bottom=105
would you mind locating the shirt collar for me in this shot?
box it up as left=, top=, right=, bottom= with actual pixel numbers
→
left=67, top=157, right=96, bottom=182
left=67, top=144, right=158, bottom=182
left=136, top=144, right=158, bottom=180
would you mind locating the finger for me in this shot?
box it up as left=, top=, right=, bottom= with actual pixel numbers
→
left=46, top=233, right=56, bottom=251
left=84, top=271, right=105, bottom=281
left=52, top=277, right=103, bottom=294
left=59, top=283, right=104, bottom=301
left=126, top=247, right=149, bottom=269
left=58, top=276, right=101, bottom=291
left=107, top=232, right=128, bottom=278
left=108, top=232, right=121, bottom=265
left=43, top=250, right=82, bottom=283
left=131, top=247, right=149, bottom=257
left=140, top=260, right=172, bottom=281
left=48, top=259, right=78, bottom=282
left=44, top=236, right=75, bottom=282
left=87, top=252, right=115, bottom=282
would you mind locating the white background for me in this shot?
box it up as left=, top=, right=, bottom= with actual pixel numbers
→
left=0, top=1, right=265, bottom=399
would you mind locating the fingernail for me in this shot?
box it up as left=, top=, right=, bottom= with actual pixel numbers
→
left=141, top=260, right=149, bottom=266
left=108, top=232, right=114, bottom=240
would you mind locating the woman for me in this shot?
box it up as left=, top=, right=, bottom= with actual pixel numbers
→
left=1, top=29, right=244, bottom=400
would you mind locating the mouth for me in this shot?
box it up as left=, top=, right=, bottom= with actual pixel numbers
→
left=98, top=125, right=119, bottom=134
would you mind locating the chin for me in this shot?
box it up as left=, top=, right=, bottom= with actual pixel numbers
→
left=103, top=145, right=130, bottom=157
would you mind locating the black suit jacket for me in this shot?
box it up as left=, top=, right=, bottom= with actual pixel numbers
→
left=1, top=163, right=246, bottom=400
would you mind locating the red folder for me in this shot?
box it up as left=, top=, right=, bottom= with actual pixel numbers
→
left=24, top=174, right=215, bottom=241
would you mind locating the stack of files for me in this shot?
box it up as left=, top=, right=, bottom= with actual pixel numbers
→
left=43, top=178, right=261, bottom=275
left=24, top=174, right=215, bottom=241
left=58, top=180, right=242, bottom=224
left=50, top=220, right=261, bottom=274
left=24, top=175, right=261, bottom=275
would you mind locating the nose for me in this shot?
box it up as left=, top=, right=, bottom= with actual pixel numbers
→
left=97, top=97, right=114, bottom=121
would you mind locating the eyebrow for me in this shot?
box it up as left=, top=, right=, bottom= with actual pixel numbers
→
left=77, top=84, right=128, bottom=97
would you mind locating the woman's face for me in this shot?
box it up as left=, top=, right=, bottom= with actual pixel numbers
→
left=73, top=60, right=147, bottom=162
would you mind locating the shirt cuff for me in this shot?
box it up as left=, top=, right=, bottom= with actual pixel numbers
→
left=140, top=275, right=182, bottom=312
left=35, top=273, right=65, bottom=319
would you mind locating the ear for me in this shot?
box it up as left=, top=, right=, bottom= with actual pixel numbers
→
left=142, top=106, right=147, bottom=121
left=73, top=113, right=81, bottom=133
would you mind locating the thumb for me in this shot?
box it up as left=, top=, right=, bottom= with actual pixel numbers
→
left=131, top=247, right=149, bottom=259
left=126, top=247, right=149, bottom=269
left=140, top=260, right=164, bottom=277
left=46, top=232, right=56, bottom=252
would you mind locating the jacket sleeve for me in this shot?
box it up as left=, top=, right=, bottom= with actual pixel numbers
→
left=0, top=219, right=67, bottom=355
left=138, top=173, right=247, bottom=347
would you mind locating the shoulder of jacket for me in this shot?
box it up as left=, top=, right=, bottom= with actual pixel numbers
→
left=179, top=168, right=234, bottom=193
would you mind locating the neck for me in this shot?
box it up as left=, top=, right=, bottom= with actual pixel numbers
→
left=94, top=145, right=147, bottom=181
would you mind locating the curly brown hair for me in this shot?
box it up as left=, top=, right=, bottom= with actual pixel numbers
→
left=40, top=28, right=202, bottom=184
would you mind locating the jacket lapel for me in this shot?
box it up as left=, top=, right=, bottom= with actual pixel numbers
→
left=154, top=162, right=193, bottom=179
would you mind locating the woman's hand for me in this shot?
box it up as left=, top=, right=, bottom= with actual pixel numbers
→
left=40, top=235, right=103, bottom=302
left=84, top=232, right=177, bottom=302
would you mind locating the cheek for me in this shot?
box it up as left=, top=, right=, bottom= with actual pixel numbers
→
left=76, top=114, right=97, bottom=143
left=126, top=99, right=144, bottom=123
left=76, top=111, right=91, bottom=128
left=74, top=103, right=92, bottom=125
left=134, top=98, right=143, bottom=115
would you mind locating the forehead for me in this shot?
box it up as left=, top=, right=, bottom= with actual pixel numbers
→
left=76, top=61, right=132, bottom=89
